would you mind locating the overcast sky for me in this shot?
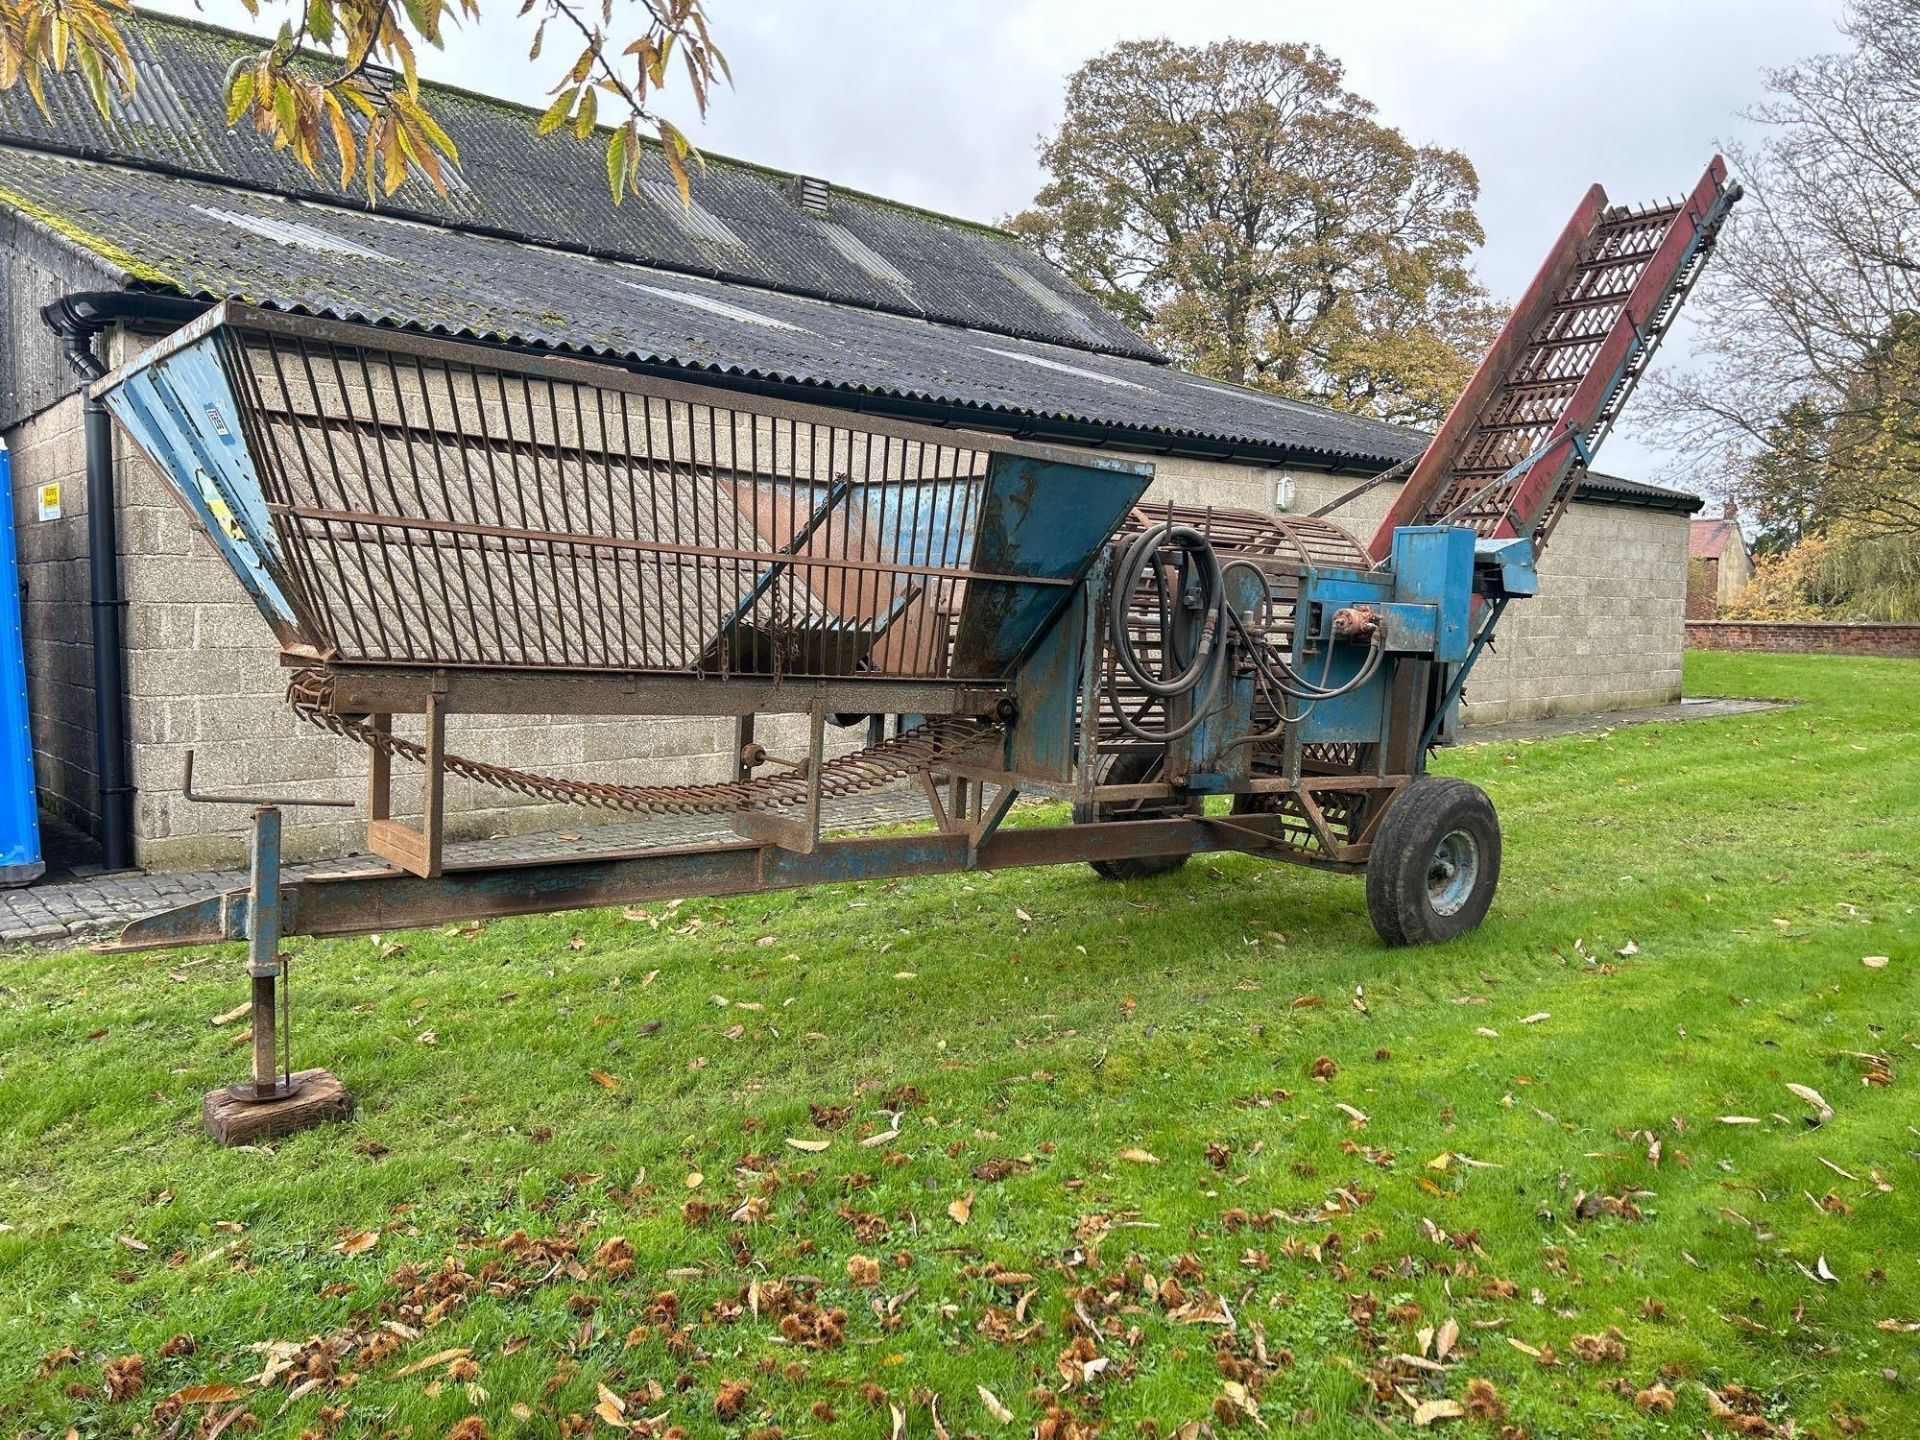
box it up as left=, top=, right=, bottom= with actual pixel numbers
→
left=151, top=0, right=1850, bottom=483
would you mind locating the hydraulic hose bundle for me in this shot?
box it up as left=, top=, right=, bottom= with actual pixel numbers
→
left=1104, top=522, right=1385, bottom=745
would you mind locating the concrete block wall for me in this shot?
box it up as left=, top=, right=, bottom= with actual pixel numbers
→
left=1130, top=453, right=1690, bottom=726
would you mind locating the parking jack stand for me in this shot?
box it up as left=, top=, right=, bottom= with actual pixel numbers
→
left=184, top=756, right=356, bottom=1145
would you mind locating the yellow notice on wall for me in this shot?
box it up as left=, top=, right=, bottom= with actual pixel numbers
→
left=36, top=482, right=60, bottom=522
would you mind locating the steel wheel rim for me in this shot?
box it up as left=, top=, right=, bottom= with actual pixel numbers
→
left=1426, top=828, right=1479, bottom=916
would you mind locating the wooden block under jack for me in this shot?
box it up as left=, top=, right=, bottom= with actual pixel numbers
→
left=202, top=1068, right=354, bottom=1146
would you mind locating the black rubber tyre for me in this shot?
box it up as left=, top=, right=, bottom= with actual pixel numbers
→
left=1075, top=750, right=1196, bottom=881
left=1364, top=776, right=1501, bottom=946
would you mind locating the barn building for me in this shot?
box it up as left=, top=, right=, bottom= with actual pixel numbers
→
left=0, top=14, right=1702, bottom=871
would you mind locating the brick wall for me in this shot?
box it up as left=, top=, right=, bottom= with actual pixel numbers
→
left=1687, top=620, right=1920, bottom=659
left=1685, top=557, right=1719, bottom=620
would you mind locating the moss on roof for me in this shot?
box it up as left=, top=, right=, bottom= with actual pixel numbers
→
left=0, top=181, right=173, bottom=285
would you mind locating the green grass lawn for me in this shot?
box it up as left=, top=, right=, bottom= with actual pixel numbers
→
left=3, top=651, right=1917, bottom=1440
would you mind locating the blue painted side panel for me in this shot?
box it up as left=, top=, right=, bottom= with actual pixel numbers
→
left=951, top=453, right=1149, bottom=679
left=1389, top=526, right=1474, bottom=663
left=1181, top=563, right=1268, bottom=786
left=1297, top=570, right=1393, bottom=743
left=1379, top=601, right=1439, bottom=652
left=100, top=338, right=297, bottom=630
left=0, top=449, right=44, bottom=886
left=1474, top=536, right=1540, bottom=598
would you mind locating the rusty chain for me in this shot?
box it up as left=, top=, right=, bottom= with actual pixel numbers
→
left=286, top=668, right=1002, bottom=818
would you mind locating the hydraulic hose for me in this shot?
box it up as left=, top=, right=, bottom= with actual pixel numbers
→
left=1106, top=522, right=1232, bottom=743
left=1105, top=527, right=1391, bottom=747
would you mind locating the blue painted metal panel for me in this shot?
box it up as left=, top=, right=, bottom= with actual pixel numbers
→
left=1389, top=526, right=1474, bottom=663
left=1297, top=570, right=1392, bottom=744
left=1007, top=570, right=1092, bottom=784
left=951, top=453, right=1149, bottom=679
left=1474, top=536, right=1540, bottom=598
left=0, top=448, right=44, bottom=887
left=100, top=337, right=297, bottom=631
left=1180, top=562, right=1268, bottom=788
left=1378, top=601, right=1439, bottom=652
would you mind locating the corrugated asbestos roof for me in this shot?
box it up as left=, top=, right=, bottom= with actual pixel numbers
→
left=0, top=10, right=1154, bottom=360
left=0, top=146, right=1701, bottom=509
left=0, top=147, right=1444, bottom=470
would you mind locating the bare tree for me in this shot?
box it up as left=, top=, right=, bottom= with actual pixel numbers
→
left=1650, top=0, right=1920, bottom=537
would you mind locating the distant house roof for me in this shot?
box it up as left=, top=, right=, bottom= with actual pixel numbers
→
left=0, top=11, right=1153, bottom=361
left=0, top=13, right=1702, bottom=513
left=1690, top=517, right=1745, bottom=560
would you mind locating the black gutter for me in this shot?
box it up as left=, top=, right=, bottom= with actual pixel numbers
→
left=40, top=289, right=210, bottom=872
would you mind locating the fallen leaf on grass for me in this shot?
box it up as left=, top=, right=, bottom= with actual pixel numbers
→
left=393, top=1347, right=471, bottom=1378
left=1795, top=1254, right=1838, bottom=1285
left=948, top=1191, right=974, bottom=1225
left=977, top=1384, right=1014, bottom=1424
left=1633, top=1384, right=1675, bottom=1415
left=1876, top=1319, right=1920, bottom=1333
left=1863, top=955, right=1890, bottom=969
left=1786, top=1083, right=1833, bottom=1126
left=589, top=1070, right=620, bottom=1089
left=102, top=1355, right=145, bottom=1402
left=786, top=1137, right=830, bottom=1153
left=1519, top=1012, right=1551, bottom=1025
left=1412, top=1398, right=1464, bottom=1426
left=684, top=1171, right=704, bottom=1189
left=1117, top=1147, right=1161, bottom=1165
left=333, top=1231, right=378, bottom=1255
left=596, top=1381, right=629, bottom=1428
left=861, top=1112, right=905, bottom=1148
left=209, top=1003, right=250, bottom=1027
left=117, top=1234, right=149, bottom=1252
left=1717, top=1116, right=1761, bottom=1125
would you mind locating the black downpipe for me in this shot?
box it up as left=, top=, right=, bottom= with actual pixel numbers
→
left=41, top=291, right=209, bottom=871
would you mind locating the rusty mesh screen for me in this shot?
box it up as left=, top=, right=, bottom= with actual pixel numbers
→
left=221, top=328, right=994, bottom=680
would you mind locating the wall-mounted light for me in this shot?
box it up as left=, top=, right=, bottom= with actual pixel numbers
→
left=1271, top=473, right=1296, bottom=513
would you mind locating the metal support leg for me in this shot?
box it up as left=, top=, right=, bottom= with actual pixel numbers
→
left=229, top=805, right=300, bottom=1103
left=184, top=765, right=356, bottom=1146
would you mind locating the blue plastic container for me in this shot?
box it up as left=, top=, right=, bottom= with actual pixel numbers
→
left=0, top=445, right=44, bottom=887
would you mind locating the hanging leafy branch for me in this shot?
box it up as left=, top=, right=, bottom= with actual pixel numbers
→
left=0, top=0, right=726, bottom=203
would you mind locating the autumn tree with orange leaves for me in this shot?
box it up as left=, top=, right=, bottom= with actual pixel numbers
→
left=0, top=0, right=725, bottom=203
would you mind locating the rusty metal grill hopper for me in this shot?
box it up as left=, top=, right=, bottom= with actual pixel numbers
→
left=98, top=303, right=1152, bottom=691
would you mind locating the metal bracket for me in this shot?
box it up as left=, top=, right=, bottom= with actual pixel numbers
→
left=732, top=701, right=827, bottom=854
left=182, top=750, right=354, bottom=809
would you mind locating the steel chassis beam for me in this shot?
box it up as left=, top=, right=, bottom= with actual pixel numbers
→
left=101, top=810, right=1354, bottom=953
left=302, top=660, right=1010, bottom=719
